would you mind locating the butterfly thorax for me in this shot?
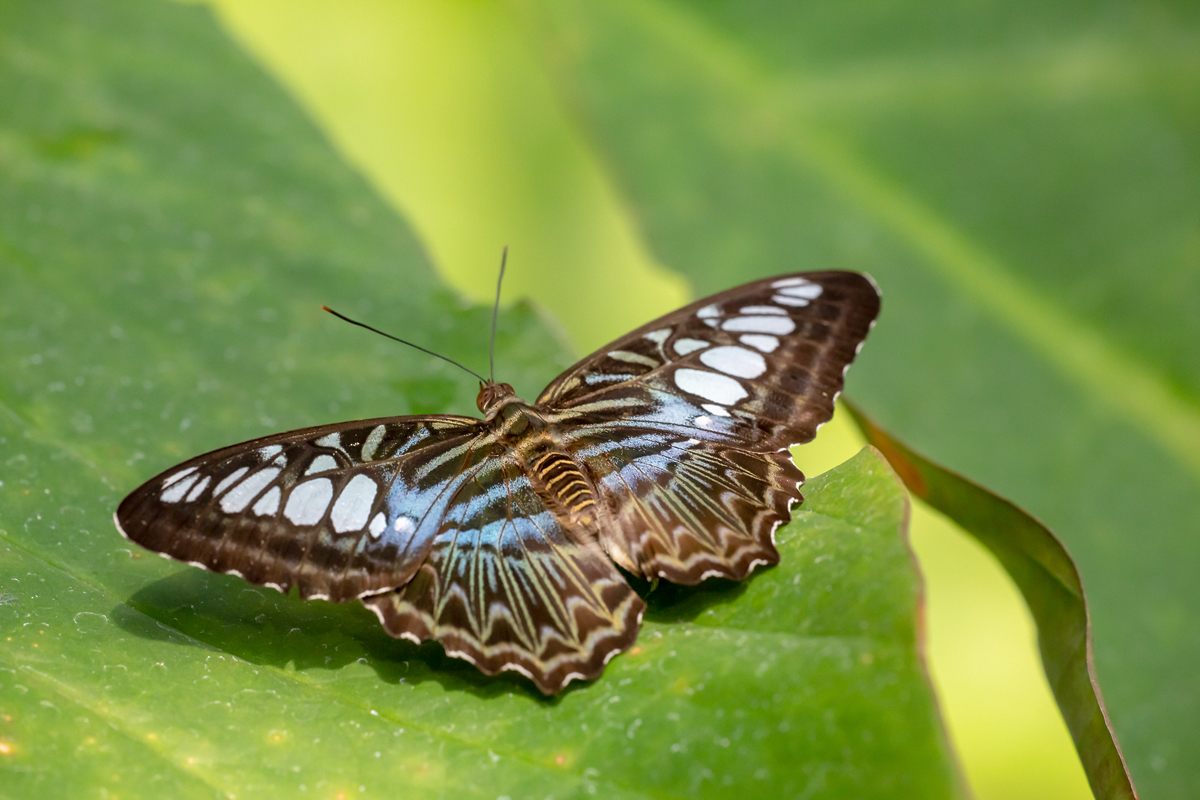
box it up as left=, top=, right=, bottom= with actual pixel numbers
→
left=476, top=382, right=601, bottom=532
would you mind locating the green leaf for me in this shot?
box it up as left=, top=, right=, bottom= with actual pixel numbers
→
left=0, top=2, right=960, bottom=797
left=520, top=1, right=1199, bottom=795
left=845, top=402, right=1135, bottom=800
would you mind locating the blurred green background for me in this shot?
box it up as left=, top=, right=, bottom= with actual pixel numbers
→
left=4, top=0, right=1196, bottom=796
left=195, top=1, right=1135, bottom=798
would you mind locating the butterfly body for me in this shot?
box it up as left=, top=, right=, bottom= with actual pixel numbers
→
left=117, top=271, right=880, bottom=694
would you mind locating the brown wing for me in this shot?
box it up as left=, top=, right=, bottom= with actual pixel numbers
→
left=538, top=271, right=880, bottom=582
left=361, top=446, right=644, bottom=695
left=116, top=415, right=490, bottom=602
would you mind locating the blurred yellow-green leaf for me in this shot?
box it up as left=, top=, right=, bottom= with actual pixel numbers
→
left=6, top=0, right=1195, bottom=797
left=846, top=402, right=1134, bottom=800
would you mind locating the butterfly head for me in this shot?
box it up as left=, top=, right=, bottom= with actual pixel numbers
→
left=477, top=381, right=516, bottom=413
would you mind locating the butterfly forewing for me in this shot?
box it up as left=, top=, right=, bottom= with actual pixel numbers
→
left=116, top=415, right=486, bottom=602
left=540, top=271, right=878, bottom=450
left=116, top=270, right=880, bottom=694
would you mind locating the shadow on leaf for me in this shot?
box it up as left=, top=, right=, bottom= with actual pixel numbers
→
left=112, top=562, right=759, bottom=700
left=114, top=569, right=551, bottom=700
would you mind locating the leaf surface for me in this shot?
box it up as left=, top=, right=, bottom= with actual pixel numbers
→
left=847, top=403, right=1136, bottom=800
left=0, top=2, right=958, bottom=797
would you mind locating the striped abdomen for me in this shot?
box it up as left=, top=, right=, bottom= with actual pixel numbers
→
left=531, top=450, right=597, bottom=527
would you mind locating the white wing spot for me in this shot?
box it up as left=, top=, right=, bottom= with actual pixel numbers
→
left=772, top=294, right=809, bottom=307
left=607, top=350, right=659, bottom=367
left=305, top=454, right=338, bottom=475
left=393, top=516, right=416, bottom=536
left=213, top=467, right=249, bottom=497
left=161, top=466, right=198, bottom=489
left=331, top=474, right=378, bottom=534
left=643, top=328, right=670, bottom=345
left=160, top=472, right=200, bottom=504
left=699, top=345, right=766, bottom=379
left=185, top=475, right=211, bottom=502
left=314, top=431, right=341, bottom=449
left=722, top=316, right=796, bottom=335
left=776, top=282, right=823, bottom=300
left=257, top=444, right=283, bottom=459
left=696, top=304, right=720, bottom=319
left=253, top=486, right=281, bottom=516
left=701, top=403, right=731, bottom=417
left=672, top=338, right=709, bottom=356
left=219, top=467, right=280, bottom=513
left=369, top=512, right=387, bottom=538
left=772, top=276, right=811, bottom=288
left=674, top=368, right=748, bottom=405
left=740, top=334, right=779, bottom=353
left=695, top=415, right=712, bottom=427
left=738, top=305, right=786, bottom=315
left=361, top=424, right=386, bottom=461
left=284, top=478, right=334, bottom=526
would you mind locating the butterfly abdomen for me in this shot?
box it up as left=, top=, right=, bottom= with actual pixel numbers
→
left=531, top=450, right=598, bottom=527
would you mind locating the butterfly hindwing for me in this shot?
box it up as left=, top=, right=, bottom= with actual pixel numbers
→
left=362, top=448, right=644, bottom=694
left=564, top=426, right=803, bottom=584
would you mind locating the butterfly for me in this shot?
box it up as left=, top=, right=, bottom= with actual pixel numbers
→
left=116, top=271, right=880, bottom=694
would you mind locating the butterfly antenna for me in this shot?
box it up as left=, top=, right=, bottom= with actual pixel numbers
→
left=490, top=246, right=507, bottom=385
left=321, top=306, right=487, bottom=383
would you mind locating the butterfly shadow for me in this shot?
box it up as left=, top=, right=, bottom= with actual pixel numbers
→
left=629, top=569, right=757, bottom=625
left=114, top=570, right=553, bottom=701
left=114, top=565, right=767, bottom=700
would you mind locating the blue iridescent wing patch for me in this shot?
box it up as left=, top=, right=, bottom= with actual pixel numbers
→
left=360, top=449, right=643, bottom=693
left=117, top=416, right=487, bottom=602
left=117, top=271, right=879, bottom=694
